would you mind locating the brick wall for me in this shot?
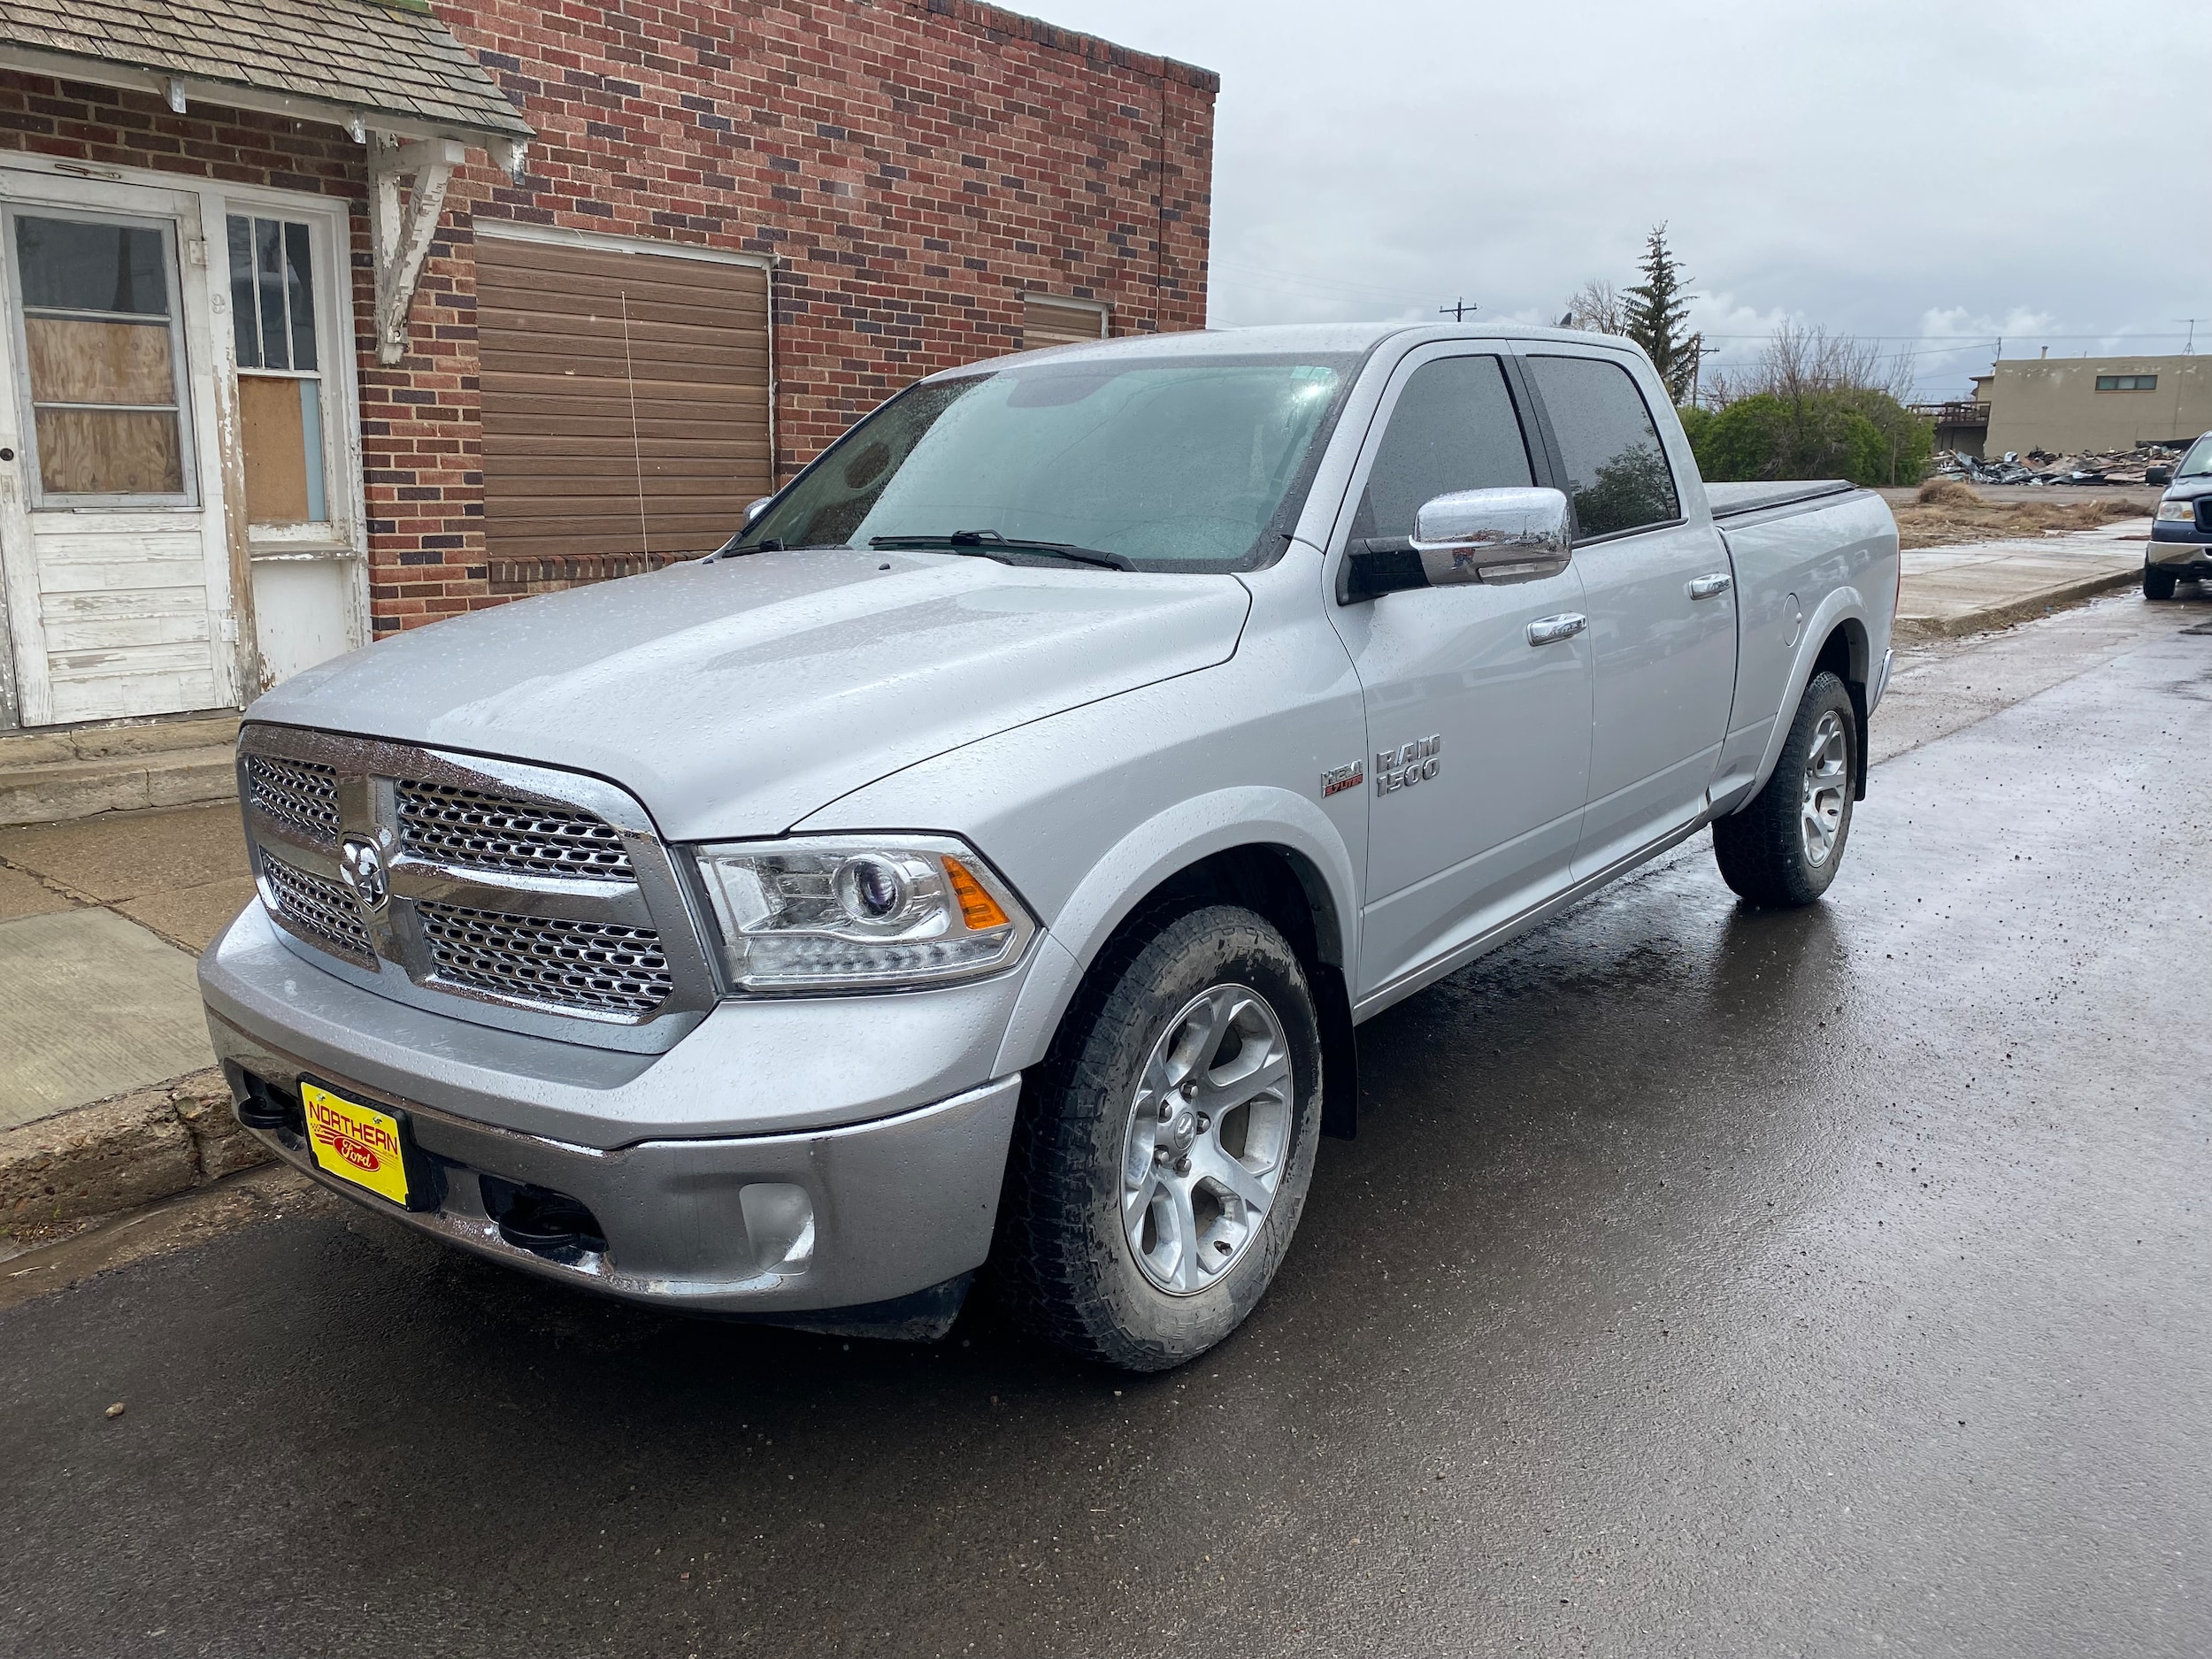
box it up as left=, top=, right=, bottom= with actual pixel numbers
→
left=0, top=0, right=1214, bottom=641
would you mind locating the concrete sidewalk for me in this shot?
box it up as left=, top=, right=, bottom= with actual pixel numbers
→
left=1896, top=518, right=2152, bottom=640
left=0, top=803, right=263, bottom=1234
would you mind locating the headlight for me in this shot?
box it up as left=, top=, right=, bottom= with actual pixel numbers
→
left=692, top=834, right=1035, bottom=993
left=2156, top=499, right=2198, bottom=521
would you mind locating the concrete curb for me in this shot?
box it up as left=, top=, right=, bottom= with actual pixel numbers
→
left=1894, top=567, right=2142, bottom=642
left=1, top=1069, right=267, bottom=1233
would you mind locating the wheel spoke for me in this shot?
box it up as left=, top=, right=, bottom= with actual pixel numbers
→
left=1160, top=1175, right=1201, bottom=1293
left=1200, top=1048, right=1291, bottom=1114
left=1171, top=987, right=1238, bottom=1079
left=1194, top=1141, right=1273, bottom=1218
left=1123, top=1162, right=1158, bottom=1232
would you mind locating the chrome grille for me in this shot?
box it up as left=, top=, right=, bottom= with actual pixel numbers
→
left=260, top=853, right=373, bottom=964
left=397, top=779, right=633, bottom=880
left=247, top=756, right=340, bottom=843
left=236, top=726, right=706, bottom=1046
left=416, top=901, right=672, bottom=1016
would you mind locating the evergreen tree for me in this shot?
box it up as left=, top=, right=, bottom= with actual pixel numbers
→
left=1624, top=225, right=1702, bottom=403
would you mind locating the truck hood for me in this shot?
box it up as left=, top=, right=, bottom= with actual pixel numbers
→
left=250, top=549, right=1251, bottom=839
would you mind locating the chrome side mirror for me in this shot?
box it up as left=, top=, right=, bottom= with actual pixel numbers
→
left=1340, top=486, right=1572, bottom=602
left=744, top=495, right=775, bottom=523
left=1411, top=487, right=1571, bottom=586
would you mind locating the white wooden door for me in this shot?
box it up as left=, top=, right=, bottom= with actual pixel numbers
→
left=0, top=173, right=237, bottom=726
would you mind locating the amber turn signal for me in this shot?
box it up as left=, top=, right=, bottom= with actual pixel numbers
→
left=943, top=855, right=1010, bottom=931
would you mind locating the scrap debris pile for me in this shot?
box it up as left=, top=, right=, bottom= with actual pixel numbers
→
left=1933, top=442, right=2179, bottom=488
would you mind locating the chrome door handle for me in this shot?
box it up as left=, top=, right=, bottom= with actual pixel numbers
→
left=1525, top=612, right=1587, bottom=646
left=1688, top=572, right=1733, bottom=600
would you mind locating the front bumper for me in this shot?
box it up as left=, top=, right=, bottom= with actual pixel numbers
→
left=2149, top=519, right=2212, bottom=557
left=201, top=904, right=1025, bottom=1317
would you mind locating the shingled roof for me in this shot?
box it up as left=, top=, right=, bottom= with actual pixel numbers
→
left=0, top=0, right=531, bottom=142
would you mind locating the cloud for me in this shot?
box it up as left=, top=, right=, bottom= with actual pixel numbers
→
left=1037, top=0, right=2208, bottom=396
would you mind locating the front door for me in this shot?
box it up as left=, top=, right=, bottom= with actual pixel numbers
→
left=1521, top=350, right=1738, bottom=879
left=0, top=175, right=238, bottom=727
left=1326, top=347, right=1594, bottom=1002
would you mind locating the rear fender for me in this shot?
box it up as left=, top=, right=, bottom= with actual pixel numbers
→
left=1714, top=587, right=1870, bottom=817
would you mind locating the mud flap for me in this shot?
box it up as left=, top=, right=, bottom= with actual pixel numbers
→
left=741, top=1271, right=977, bottom=1343
left=1315, top=963, right=1358, bottom=1140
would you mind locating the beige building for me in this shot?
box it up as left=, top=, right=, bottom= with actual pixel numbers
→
left=1976, top=355, right=2212, bottom=456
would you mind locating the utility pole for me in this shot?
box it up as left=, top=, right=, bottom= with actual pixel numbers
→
left=1439, top=297, right=1476, bottom=323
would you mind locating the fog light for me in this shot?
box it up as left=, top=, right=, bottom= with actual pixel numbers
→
left=741, top=1183, right=815, bottom=1275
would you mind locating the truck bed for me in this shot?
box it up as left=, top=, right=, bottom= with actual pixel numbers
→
left=1705, top=480, right=1858, bottom=520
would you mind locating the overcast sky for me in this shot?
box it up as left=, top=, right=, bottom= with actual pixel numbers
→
left=1040, top=0, right=2208, bottom=400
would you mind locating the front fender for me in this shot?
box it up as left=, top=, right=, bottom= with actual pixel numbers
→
left=991, top=787, right=1360, bottom=1077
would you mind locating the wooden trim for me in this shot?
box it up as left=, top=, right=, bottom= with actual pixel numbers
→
left=473, top=219, right=771, bottom=271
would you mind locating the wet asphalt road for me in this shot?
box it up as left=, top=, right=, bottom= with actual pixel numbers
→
left=4, top=597, right=2211, bottom=1658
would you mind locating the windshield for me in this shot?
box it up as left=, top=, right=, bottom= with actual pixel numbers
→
left=2178, top=435, right=2212, bottom=480
left=736, top=354, right=1355, bottom=571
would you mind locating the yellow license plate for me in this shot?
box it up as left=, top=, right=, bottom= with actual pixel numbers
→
left=302, top=1080, right=411, bottom=1206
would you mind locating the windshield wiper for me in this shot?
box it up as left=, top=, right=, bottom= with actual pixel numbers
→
left=709, top=539, right=849, bottom=559
left=869, top=530, right=1132, bottom=571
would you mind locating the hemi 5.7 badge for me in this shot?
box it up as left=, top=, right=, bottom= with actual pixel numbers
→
left=1320, top=760, right=1365, bottom=798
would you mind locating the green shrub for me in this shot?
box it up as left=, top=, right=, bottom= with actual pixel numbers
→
left=1690, top=389, right=1932, bottom=488
left=1675, top=403, right=1715, bottom=452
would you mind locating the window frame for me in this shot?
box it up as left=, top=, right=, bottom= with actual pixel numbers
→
left=4, top=204, right=201, bottom=511
left=216, top=192, right=357, bottom=553
left=1517, top=347, right=1688, bottom=548
left=2094, top=373, right=2158, bottom=393
left=1323, top=342, right=1555, bottom=601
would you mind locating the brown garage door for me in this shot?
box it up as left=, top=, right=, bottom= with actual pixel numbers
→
left=475, top=234, right=772, bottom=566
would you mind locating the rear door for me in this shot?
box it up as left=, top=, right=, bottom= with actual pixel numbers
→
left=1521, top=351, right=1736, bottom=879
left=1327, top=346, right=1593, bottom=1002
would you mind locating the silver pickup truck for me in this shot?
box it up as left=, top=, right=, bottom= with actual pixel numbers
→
left=199, top=323, right=1898, bottom=1371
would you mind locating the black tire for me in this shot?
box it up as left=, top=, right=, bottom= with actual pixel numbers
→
left=1712, top=670, right=1858, bottom=908
left=2144, top=564, right=2178, bottom=601
left=994, top=905, right=1323, bottom=1371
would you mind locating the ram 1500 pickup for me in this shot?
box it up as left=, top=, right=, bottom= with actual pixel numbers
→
left=199, top=323, right=1900, bottom=1370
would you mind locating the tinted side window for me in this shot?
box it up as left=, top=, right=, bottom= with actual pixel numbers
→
left=1526, top=355, right=1680, bottom=539
left=1350, top=355, right=1533, bottom=543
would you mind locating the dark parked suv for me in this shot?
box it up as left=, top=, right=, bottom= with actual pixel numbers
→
left=2147, top=431, right=2212, bottom=599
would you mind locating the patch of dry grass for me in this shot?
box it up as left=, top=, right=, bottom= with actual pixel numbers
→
left=1893, top=481, right=2147, bottom=550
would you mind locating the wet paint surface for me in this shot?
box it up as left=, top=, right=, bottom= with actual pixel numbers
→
left=4, top=599, right=2209, bottom=1657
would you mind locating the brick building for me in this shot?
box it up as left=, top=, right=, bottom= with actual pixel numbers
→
left=0, top=0, right=1214, bottom=739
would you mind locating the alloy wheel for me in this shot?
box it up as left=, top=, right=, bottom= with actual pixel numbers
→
left=1800, top=708, right=1850, bottom=868
left=1118, top=983, right=1294, bottom=1295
